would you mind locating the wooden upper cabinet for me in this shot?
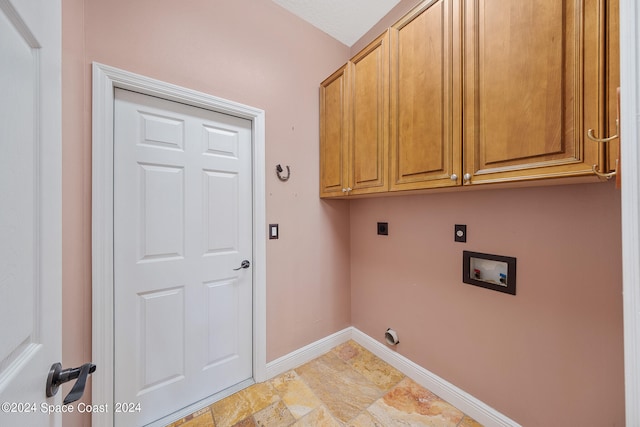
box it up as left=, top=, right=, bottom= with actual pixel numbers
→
left=320, top=32, right=389, bottom=198
left=390, top=0, right=462, bottom=191
left=320, top=0, right=619, bottom=197
left=320, top=65, right=348, bottom=198
left=349, top=31, right=389, bottom=195
left=462, top=0, right=606, bottom=185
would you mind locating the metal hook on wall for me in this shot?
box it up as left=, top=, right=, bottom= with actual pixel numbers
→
left=276, top=164, right=290, bottom=182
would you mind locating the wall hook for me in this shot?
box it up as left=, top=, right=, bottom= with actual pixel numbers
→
left=276, top=164, right=290, bottom=182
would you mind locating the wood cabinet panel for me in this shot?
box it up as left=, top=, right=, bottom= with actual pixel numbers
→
left=390, top=0, right=461, bottom=191
left=350, top=32, right=389, bottom=195
left=320, top=33, right=389, bottom=198
left=319, top=0, right=618, bottom=197
left=320, top=65, right=348, bottom=197
left=463, top=0, right=601, bottom=184
left=477, top=1, right=564, bottom=162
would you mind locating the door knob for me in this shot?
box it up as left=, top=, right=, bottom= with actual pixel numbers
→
left=46, top=362, right=96, bottom=405
left=233, top=260, right=250, bottom=270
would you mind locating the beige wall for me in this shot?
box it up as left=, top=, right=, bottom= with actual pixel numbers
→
left=61, top=0, right=625, bottom=426
left=349, top=5, right=625, bottom=424
left=350, top=182, right=624, bottom=426
left=62, top=0, right=351, bottom=425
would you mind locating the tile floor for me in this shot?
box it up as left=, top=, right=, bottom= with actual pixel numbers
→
left=167, top=340, right=483, bottom=427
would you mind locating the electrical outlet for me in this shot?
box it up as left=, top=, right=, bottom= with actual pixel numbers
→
left=454, top=224, right=466, bottom=242
left=377, top=222, right=389, bottom=236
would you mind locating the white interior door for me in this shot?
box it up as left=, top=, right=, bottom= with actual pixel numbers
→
left=0, top=0, right=62, bottom=425
left=113, top=88, right=253, bottom=426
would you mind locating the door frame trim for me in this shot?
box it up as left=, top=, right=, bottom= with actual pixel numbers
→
left=620, top=0, right=640, bottom=424
left=90, top=62, right=267, bottom=427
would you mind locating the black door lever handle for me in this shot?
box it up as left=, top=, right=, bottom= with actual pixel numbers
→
left=46, top=362, right=96, bottom=405
left=233, top=260, right=250, bottom=270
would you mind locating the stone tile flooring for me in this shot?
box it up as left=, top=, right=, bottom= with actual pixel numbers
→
left=167, top=340, right=483, bottom=427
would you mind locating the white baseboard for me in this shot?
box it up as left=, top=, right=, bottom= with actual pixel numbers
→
left=265, top=327, right=520, bottom=427
left=349, top=328, right=521, bottom=427
left=265, top=328, right=353, bottom=379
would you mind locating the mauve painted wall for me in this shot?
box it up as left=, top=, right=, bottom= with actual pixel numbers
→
left=62, top=0, right=351, bottom=425
left=60, top=0, right=625, bottom=426
left=350, top=182, right=624, bottom=426
left=347, top=2, right=625, bottom=425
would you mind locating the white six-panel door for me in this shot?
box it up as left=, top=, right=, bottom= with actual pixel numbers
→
left=113, top=89, right=253, bottom=425
left=0, top=0, right=61, bottom=425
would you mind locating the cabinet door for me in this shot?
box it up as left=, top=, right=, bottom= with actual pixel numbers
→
left=320, top=65, right=349, bottom=198
left=389, top=0, right=461, bottom=191
left=349, top=31, right=389, bottom=195
left=463, top=0, right=603, bottom=185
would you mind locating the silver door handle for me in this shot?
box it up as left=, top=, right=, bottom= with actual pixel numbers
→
left=233, top=260, right=250, bottom=270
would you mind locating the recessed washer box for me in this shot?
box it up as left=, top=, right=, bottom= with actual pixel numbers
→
left=463, top=251, right=516, bottom=295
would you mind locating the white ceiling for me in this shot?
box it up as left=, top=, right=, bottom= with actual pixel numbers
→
left=270, top=0, right=400, bottom=47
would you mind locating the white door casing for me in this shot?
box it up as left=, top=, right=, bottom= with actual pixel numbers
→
left=92, top=63, right=267, bottom=427
left=0, top=0, right=62, bottom=425
left=620, top=0, right=640, bottom=424
left=113, top=88, right=253, bottom=425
